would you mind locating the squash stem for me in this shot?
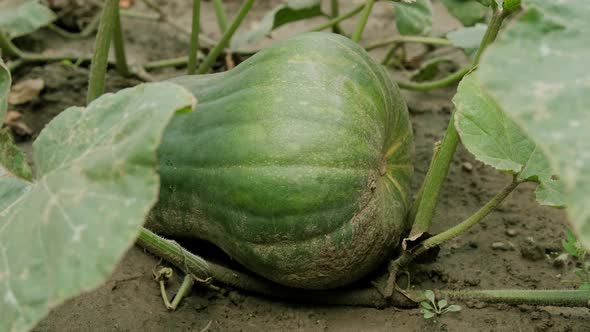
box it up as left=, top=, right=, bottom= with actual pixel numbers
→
left=87, top=0, right=119, bottom=104
left=351, top=0, right=375, bottom=42
left=159, top=274, right=194, bottom=310
left=396, top=66, right=469, bottom=92
left=187, top=0, right=201, bottom=75
left=415, top=178, right=519, bottom=255
left=408, top=8, right=508, bottom=237
left=136, top=228, right=411, bottom=308
left=48, top=13, right=101, bottom=40
left=137, top=228, right=590, bottom=308
left=197, top=0, right=254, bottom=74
left=137, top=0, right=217, bottom=47
left=308, top=3, right=366, bottom=33
left=442, top=289, right=590, bottom=308
left=0, top=29, right=25, bottom=58
left=366, top=36, right=451, bottom=51
left=330, top=0, right=343, bottom=34
left=112, top=8, right=131, bottom=77
left=382, top=179, right=520, bottom=298
left=212, top=0, right=229, bottom=33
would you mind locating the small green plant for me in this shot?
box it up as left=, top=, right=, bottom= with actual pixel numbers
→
left=420, top=290, right=461, bottom=319
left=562, top=230, right=590, bottom=290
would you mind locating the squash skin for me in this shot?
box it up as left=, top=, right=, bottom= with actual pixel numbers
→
left=147, top=32, right=414, bottom=289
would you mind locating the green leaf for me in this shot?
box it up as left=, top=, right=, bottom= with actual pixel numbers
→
left=393, top=0, right=433, bottom=36
left=478, top=0, right=590, bottom=249
left=447, top=23, right=487, bottom=51
left=230, top=0, right=322, bottom=51
left=441, top=0, right=488, bottom=26
left=0, top=0, right=56, bottom=39
left=410, top=57, right=453, bottom=82
left=422, top=309, right=435, bottom=319
left=424, top=289, right=436, bottom=303
left=0, top=129, right=33, bottom=181
left=0, top=58, right=9, bottom=122
left=421, top=301, right=434, bottom=310
left=454, top=74, right=565, bottom=207
left=445, top=304, right=462, bottom=312
left=562, top=230, right=579, bottom=257
left=438, top=299, right=448, bottom=309
left=0, top=82, right=196, bottom=332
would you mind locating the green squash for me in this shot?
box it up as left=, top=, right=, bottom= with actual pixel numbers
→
left=146, top=32, right=414, bottom=289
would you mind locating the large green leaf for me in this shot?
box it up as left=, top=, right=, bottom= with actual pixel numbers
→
left=478, top=0, right=590, bottom=248
left=454, top=74, right=564, bottom=207
left=0, top=82, right=196, bottom=332
left=0, top=0, right=56, bottom=39
left=230, top=0, right=322, bottom=51
left=393, top=0, right=433, bottom=36
left=0, top=58, right=9, bottom=122
left=447, top=23, right=487, bottom=52
left=441, top=0, right=488, bottom=26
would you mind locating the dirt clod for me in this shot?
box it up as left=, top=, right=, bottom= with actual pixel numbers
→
left=520, top=237, right=545, bottom=261
left=505, top=228, right=519, bottom=237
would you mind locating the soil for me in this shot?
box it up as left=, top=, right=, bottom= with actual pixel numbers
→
left=5, top=0, right=587, bottom=331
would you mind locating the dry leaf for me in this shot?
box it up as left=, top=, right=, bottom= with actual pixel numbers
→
left=119, top=0, right=134, bottom=9
left=8, top=79, right=45, bottom=105
left=4, top=111, right=33, bottom=137
left=225, top=53, right=235, bottom=70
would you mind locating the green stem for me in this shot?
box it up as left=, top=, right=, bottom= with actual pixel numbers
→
left=442, top=289, right=590, bottom=308
left=136, top=228, right=413, bottom=308
left=408, top=116, right=459, bottom=238
left=187, top=0, right=201, bottom=75
left=417, top=179, right=519, bottom=254
left=112, top=8, right=130, bottom=77
left=366, top=36, right=451, bottom=51
left=137, top=229, right=590, bottom=308
left=125, top=3, right=217, bottom=47
left=308, top=3, right=365, bottom=33
left=137, top=228, right=209, bottom=275
left=212, top=0, right=229, bottom=33
left=330, top=0, right=342, bottom=34
left=160, top=274, right=194, bottom=310
left=144, top=56, right=188, bottom=70
left=472, top=9, right=507, bottom=67
left=396, top=66, right=469, bottom=92
left=0, top=29, right=24, bottom=58
left=351, top=0, right=375, bottom=42
left=87, top=0, right=119, bottom=104
left=383, top=178, right=518, bottom=298
left=47, top=13, right=101, bottom=40
left=408, top=8, right=508, bottom=235
left=381, top=44, right=397, bottom=66
left=197, top=0, right=254, bottom=74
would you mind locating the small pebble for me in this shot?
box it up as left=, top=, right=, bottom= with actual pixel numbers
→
left=464, top=277, right=481, bottom=286
left=462, top=162, right=474, bottom=172
left=492, top=241, right=510, bottom=251
left=553, top=253, right=568, bottom=268
left=506, top=229, right=518, bottom=237
left=228, top=290, right=244, bottom=305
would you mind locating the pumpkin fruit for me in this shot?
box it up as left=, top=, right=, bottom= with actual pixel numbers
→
left=146, top=32, right=414, bottom=289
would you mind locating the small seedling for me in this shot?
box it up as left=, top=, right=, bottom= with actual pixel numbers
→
left=561, top=230, right=590, bottom=290
left=420, top=290, right=461, bottom=319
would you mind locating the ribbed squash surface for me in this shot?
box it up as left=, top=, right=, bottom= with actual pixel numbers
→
left=147, top=32, right=414, bottom=289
